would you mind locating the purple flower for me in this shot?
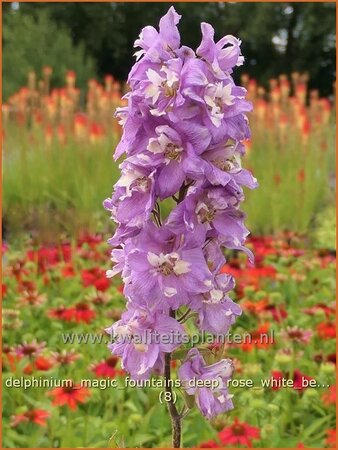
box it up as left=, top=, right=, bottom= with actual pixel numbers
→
left=132, top=7, right=182, bottom=66
left=104, top=7, right=257, bottom=421
left=146, top=125, right=187, bottom=198
left=196, top=23, right=244, bottom=77
left=106, top=304, right=185, bottom=380
left=178, top=348, right=234, bottom=419
left=103, top=158, right=156, bottom=229
left=166, top=185, right=253, bottom=260
left=184, top=141, right=258, bottom=195
left=125, top=222, right=213, bottom=309
left=190, top=272, right=242, bottom=334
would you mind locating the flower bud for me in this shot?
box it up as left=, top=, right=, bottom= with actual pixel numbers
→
left=320, top=363, right=335, bottom=375
left=274, top=352, right=292, bottom=365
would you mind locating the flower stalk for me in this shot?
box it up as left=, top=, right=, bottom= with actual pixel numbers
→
left=165, top=310, right=182, bottom=448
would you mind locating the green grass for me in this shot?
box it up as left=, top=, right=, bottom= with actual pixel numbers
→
left=244, top=122, right=335, bottom=235
left=3, top=125, right=119, bottom=241
left=3, top=119, right=335, bottom=242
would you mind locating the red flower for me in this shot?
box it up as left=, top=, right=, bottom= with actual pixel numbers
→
left=81, top=267, right=110, bottom=291
left=265, top=304, right=288, bottom=323
left=77, top=234, right=103, bottom=248
left=18, top=290, right=46, bottom=306
left=91, top=356, right=122, bottom=378
left=51, top=350, right=80, bottom=366
left=241, top=298, right=287, bottom=323
left=35, top=356, right=54, bottom=371
left=11, top=409, right=50, bottom=427
left=18, top=279, right=36, bottom=293
left=23, top=356, right=53, bottom=374
left=317, top=321, right=336, bottom=340
left=66, top=70, right=76, bottom=81
left=61, top=264, right=75, bottom=277
left=7, top=259, right=28, bottom=281
left=48, top=305, right=68, bottom=320
left=304, top=303, right=335, bottom=318
left=218, top=418, right=260, bottom=447
left=327, top=353, right=336, bottom=365
left=3, top=352, right=21, bottom=372
left=2, top=284, right=7, bottom=298
left=314, top=353, right=336, bottom=365
left=293, top=370, right=313, bottom=391
left=322, top=385, right=336, bottom=406
left=222, top=265, right=276, bottom=297
left=48, top=384, right=90, bottom=410
left=27, top=244, right=71, bottom=272
left=199, top=440, right=219, bottom=448
left=271, top=369, right=313, bottom=392
left=326, top=429, right=336, bottom=447
left=15, top=340, right=46, bottom=357
left=297, top=168, right=305, bottom=183
left=63, top=303, right=96, bottom=323
left=241, top=323, right=274, bottom=352
left=94, top=277, right=111, bottom=292
left=318, top=254, right=336, bottom=268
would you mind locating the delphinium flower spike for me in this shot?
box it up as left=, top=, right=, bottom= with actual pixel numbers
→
left=104, top=7, right=257, bottom=447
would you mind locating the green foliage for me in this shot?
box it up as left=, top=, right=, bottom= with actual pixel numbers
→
left=10, top=2, right=336, bottom=95
left=2, top=237, right=336, bottom=447
left=3, top=126, right=118, bottom=242
left=244, top=126, right=335, bottom=236
left=3, top=9, right=96, bottom=100
left=313, top=206, right=336, bottom=251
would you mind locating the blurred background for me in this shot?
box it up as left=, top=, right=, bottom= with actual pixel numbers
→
left=2, top=3, right=336, bottom=449
left=2, top=1, right=336, bottom=244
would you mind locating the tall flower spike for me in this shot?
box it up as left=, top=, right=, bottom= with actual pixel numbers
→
left=104, top=7, right=257, bottom=447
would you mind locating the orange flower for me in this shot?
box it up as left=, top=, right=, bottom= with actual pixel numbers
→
left=241, top=323, right=274, bottom=352
left=44, top=125, right=53, bottom=145
left=43, top=66, right=53, bottom=77
left=48, top=384, right=90, bottom=410
left=35, top=356, right=54, bottom=371
left=322, top=385, right=336, bottom=406
left=240, top=299, right=269, bottom=315
left=11, top=409, right=50, bottom=427
left=326, top=429, right=336, bottom=447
